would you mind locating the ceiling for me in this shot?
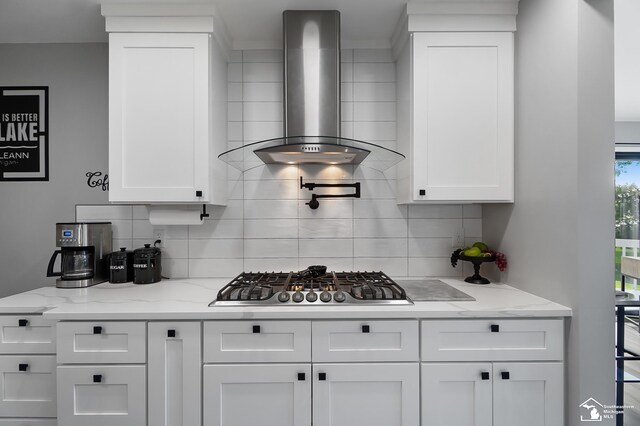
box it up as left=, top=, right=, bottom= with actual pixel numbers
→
left=0, top=0, right=408, bottom=48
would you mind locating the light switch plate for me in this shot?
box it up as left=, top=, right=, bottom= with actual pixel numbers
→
left=452, top=228, right=465, bottom=247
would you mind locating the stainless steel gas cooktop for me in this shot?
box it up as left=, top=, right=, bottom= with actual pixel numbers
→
left=209, top=267, right=413, bottom=306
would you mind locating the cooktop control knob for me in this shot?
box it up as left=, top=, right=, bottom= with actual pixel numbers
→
left=320, top=291, right=332, bottom=303
left=306, top=291, right=318, bottom=302
left=292, top=291, right=304, bottom=303
left=278, top=292, right=290, bottom=303
left=333, top=291, right=346, bottom=303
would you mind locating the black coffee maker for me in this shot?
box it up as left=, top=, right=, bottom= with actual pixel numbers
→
left=109, top=248, right=134, bottom=283
left=133, top=244, right=162, bottom=284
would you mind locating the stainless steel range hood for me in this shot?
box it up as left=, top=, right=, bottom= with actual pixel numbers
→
left=218, top=10, right=404, bottom=172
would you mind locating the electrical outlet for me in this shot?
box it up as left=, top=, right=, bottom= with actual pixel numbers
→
left=452, top=228, right=465, bottom=248
left=154, top=229, right=165, bottom=248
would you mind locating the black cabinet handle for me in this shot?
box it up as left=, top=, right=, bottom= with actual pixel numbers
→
left=501, top=371, right=510, bottom=380
left=93, top=326, right=103, bottom=334
left=419, top=189, right=426, bottom=196
left=298, top=373, right=305, bottom=381
left=19, top=363, right=28, bottom=372
left=490, top=324, right=499, bottom=333
left=481, top=372, right=490, bottom=380
left=319, top=372, right=326, bottom=381
left=196, top=190, right=203, bottom=197
left=362, top=325, right=370, bottom=333
left=18, top=319, right=29, bottom=327
left=167, top=329, right=176, bottom=338
left=93, top=374, right=103, bottom=383
left=253, top=325, right=261, bottom=334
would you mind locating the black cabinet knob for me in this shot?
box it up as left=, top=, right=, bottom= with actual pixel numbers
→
left=501, top=371, right=510, bottom=380
left=481, top=372, right=490, bottom=380
left=167, top=329, right=176, bottom=338
left=253, top=325, right=261, bottom=334
left=93, top=326, right=103, bottom=334
left=319, top=372, right=327, bottom=381
left=362, top=325, right=370, bottom=333
left=196, top=190, right=203, bottom=197
left=419, top=189, right=426, bottom=196
left=18, top=319, right=29, bottom=327
left=19, top=363, right=28, bottom=372
left=298, top=373, right=305, bottom=381
left=93, top=374, right=103, bottom=383
left=490, top=324, right=499, bottom=333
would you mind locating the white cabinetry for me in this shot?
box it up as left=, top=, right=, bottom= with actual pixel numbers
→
left=148, top=322, right=201, bottom=426
left=104, top=5, right=228, bottom=204
left=203, top=364, right=312, bottom=426
left=421, top=319, right=564, bottom=426
left=0, top=315, right=56, bottom=425
left=395, top=3, right=517, bottom=203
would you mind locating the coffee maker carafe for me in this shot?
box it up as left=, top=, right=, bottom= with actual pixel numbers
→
left=47, top=222, right=112, bottom=288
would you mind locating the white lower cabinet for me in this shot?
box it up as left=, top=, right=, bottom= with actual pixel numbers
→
left=314, top=363, right=420, bottom=426
left=0, top=356, right=56, bottom=418
left=56, top=365, right=146, bottom=426
left=148, top=322, right=201, bottom=426
left=421, top=362, right=563, bottom=426
left=203, top=364, right=312, bottom=426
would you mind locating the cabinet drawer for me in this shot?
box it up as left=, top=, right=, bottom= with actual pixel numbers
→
left=204, top=321, right=311, bottom=363
left=0, top=420, right=57, bottom=426
left=421, top=319, right=564, bottom=361
left=57, top=322, right=146, bottom=364
left=57, top=365, right=145, bottom=426
left=312, top=320, right=419, bottom=362
left=0, top=316, right=55, bottom=354
left=0, top=355, right=56, bottom=418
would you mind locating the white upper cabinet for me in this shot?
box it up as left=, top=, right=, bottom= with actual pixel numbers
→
left=103, top=4, right=228, bottom=204
left=395, top=2, right=517, bottom=203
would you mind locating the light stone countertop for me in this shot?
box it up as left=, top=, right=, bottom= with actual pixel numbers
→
left=0, top=278, right=571, bottom=320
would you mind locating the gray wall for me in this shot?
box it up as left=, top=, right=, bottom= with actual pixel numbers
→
left=483, top=0, right=615, bottom=424
left=0, top=43, right=109, bottom=298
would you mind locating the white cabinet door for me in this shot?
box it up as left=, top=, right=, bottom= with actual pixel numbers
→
left=0, top=316, right=56, bottom=354
left=0, top=356, right=56, bottom=418
left=410, top=32, right=514, bottom=202
left=57, top=365, right=146, bottom=426
left=492, top=363, right=563, bottom=426
left=313, top=363, right=419, bottom=426
left=203, top=364, right=311, bottom=426
left=421, top=363, right=492, bottom=426
left=109, top=32, right=211, bottom=203
left=148, top=322, right=201, bottom=426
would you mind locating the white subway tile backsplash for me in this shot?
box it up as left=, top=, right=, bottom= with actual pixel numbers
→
left=353, top=82, right=395, bottom=102
left=243, top=62, right=283, bottom=82
left=83, top=49, right=482, bottom=280
left=353, top=63, right=395, bottom=82
left=353, top=121, right=396, bottom=141
left=244, top=239, right=297, bottom=258
left=299, top=239, right=353, bottom=258
left=113, top=239, right=133, bottom=251
left=76, top=205, right=132, bottom=221
left=299, top=219, right=353, bottom=239
left=244, top=199, right=298, bottom=219
left=353, top=102, right=396, bottom=122
left=354, top=219, right=407, bottom=238
left=244, top=219, right=298, bottom=239
left=353, top=49, right=393, bottom=63
left=243, top=102, right=283, bottom=122
left=243, top=82, right=283, bottom=102
left=354, top=238, right=407, bottom=258
left=189, top=239, right=243, bottom=259
left=189, top=258, right=244, bottom=278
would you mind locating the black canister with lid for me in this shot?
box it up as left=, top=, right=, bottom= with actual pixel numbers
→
left=133, top=244, right=162, bottom=284
left=109, top=248, right=134, bottom=283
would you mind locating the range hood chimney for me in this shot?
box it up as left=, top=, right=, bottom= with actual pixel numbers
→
left=218, top=10, right=404, bottom=171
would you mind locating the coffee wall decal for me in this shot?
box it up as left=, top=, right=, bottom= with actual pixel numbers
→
left=0, top=87, right=49, bottom=181
left=86, top=171, right=109, bottom=191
